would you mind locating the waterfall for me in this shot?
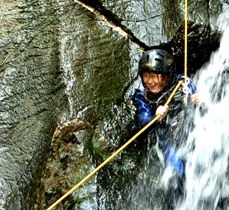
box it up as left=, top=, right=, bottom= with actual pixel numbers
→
left=125, top=8, right=229, bottom=209
left=174, top=7, right=229, bottom=210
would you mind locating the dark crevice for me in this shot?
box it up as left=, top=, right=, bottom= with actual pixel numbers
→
left=168, top=23, right=221, bottom=75
left=74, top=0, right=151, bottom=50
left=74, top=0, right=221, bottom=75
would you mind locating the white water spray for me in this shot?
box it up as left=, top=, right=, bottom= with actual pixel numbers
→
left=176, top=7, right=229, bottom=210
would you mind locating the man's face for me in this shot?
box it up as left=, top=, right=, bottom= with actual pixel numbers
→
left=143, top=72, right=167, bottom=94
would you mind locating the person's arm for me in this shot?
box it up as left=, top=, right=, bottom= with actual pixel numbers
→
left=155, top=105, right=169, bottom=121
left=132, top=89, right=154, bottom=126
left=178, top=74, right=201, bottom=105
left=188, top=80, right=208, bottom=115
left=191, top=93, right=201, bottom=105
left=187, top=80, right=202, bottom=106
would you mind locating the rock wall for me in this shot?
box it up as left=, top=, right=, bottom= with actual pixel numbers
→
left=0, top=0, right=227, bottom=209
left=0, top=0, right=65, bottom=209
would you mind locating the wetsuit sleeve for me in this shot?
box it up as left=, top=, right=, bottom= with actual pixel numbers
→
left=181, top=76, right=208, bottom=115
left=186, top=79, right=197, bottom=94
left=179, top=76, right=208, bottom=116
left=132, top=89, right=154, bottom=126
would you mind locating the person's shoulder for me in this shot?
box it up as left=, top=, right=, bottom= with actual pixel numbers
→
left=132, top=89, right=144, bottom=100
left=134, top=88, right=144, bottom=94
left=176, top=74, right=195, bottom=81
left=176, top=74, right=186, bottom=81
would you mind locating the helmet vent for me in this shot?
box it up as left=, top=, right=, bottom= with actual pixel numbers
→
left=155, top=58, right=162, bottom=63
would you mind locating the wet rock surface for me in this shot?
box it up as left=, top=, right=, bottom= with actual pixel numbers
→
left=0, top=1, right=65, bottom=209
left=0, top=0, right=227, bottom=209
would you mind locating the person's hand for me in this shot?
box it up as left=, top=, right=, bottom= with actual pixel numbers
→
left=156, top=105, right=169, bottom=121
left=191, top=93, right=201, bottom=105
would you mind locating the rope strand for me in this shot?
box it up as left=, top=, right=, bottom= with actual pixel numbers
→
left=46, top=81, right=183, bottom=210
left=184, top=0, right=188, bottom=104
left=47, top=1, right=189, bottom=208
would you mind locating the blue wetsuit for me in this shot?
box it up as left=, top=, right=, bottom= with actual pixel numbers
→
left=132, top=75, right=197, bottom=176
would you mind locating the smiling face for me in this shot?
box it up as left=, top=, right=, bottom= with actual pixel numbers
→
left=143, top=72, right=167, bottom=94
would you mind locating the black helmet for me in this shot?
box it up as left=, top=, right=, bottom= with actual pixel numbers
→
left=138, top=49, right=175, bottom=77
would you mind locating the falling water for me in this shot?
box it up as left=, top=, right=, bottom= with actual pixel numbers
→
left=124, top=9, right=229, bottom=210
left=174, top=7, right=229, bottom=210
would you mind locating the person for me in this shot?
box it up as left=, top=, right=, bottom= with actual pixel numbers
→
left=131, top=49, right=201, bottom=209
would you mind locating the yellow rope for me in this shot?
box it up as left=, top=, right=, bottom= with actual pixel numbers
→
left=47, top=2, right=189, bottom=207
left=184, top=0, right=188, bottom=79
left=47, top=3, right=189, bottom=209
left=46, top=80, right=183, bottom=210
left=184, top=0, right=188, bottom=103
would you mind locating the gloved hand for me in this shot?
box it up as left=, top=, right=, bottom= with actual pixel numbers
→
left=156, top=105, right=169, bottom=121
left=191, top=93, right=201, bottom=105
